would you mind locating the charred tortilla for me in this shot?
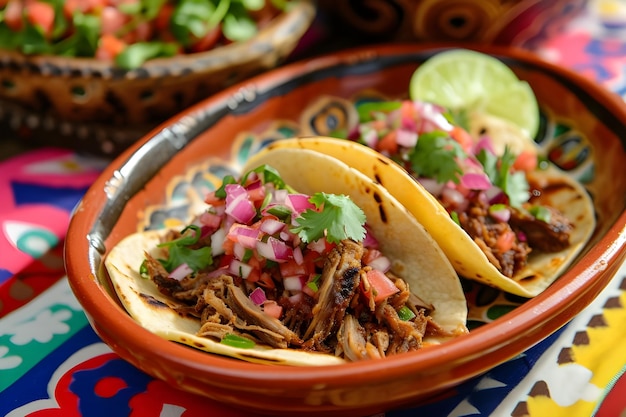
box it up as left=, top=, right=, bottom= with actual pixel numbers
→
left=105, top=149, right=468, bottom=365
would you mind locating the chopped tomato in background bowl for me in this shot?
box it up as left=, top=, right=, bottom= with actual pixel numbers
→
left=0, top=0, right=316, bottom=156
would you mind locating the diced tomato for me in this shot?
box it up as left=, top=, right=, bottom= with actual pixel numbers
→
left=246, top=184, right=266, bottom=204
left=450, top=126, right=474, bottom=152
left=63, top=0, right=107, bottom=17
left=513, top=150, right=538, bottom=172
left=221, top=237, right=235, bottom=256
left=376, top=130, right=398, bottom=154
left=246, top=267, right=260, bottom=283
left=495, top=230, right=516, bottom=253
left=302, top=250, right=322, bottom=270
left=101, top=6, right=128, bottom=36
left=189, top=25, right=222, bottom=53
left=257, top=271, right=276, bottom=289
left=124, top=21, right=153, bottom=43
left=205, top=191, right=226, bottom=206
left=279, top=258, right=308, bottom=279
left=4, top=0, right=23, bottom=32
left=26, top=1, right=55, bottom=38
left=262, top=300, right=282, bottom=319
left=400, top=100, right=417, bottom=121
left=154, top=3, right=175, bottom=31
left=217, top=253, right=234, bottom=268
left=364, top=269, right=399, bottom=303
left=95, top=34, right=126, bottom=61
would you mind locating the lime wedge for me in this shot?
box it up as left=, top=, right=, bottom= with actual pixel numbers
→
left=410, top=49, right=539, bottom=138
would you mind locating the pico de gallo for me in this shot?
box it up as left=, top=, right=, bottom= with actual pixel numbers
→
left=0, top=0, right=290, bottom=69
left=346, top=100, right=573, bottom=278
left=138, top=164, right=451, bottom=358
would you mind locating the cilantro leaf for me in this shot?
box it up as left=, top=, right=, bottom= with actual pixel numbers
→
left=247, top=164, right=287, bottom=189
left=158, top=225, right=212, bottom=272
left=115, top=41, right=178, bottom=70
left=477, top=146, right=529, bottom=208
left=291, top=193, right=366, bottom=244
left=356, top=100, right=402, bottom=123
left=408, top=131, right=465, bottom=184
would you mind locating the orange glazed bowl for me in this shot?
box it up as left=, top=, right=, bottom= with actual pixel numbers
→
left=65, top=43, right=626, bottom=417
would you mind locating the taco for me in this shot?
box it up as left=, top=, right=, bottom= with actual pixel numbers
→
left=105, top=150, right=468, bottom=366
left=262, top=129, right=595, bottom=297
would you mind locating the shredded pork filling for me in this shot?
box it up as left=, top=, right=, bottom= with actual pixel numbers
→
left=457, top=194, right=573, bottom=278
left=145, top=239, right=452, bottom=360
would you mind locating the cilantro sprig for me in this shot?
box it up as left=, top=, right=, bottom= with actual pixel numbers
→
left=476, top=146, right=530, bottom=208
left=291, top=192, right=367, bottom=244
left=408, top=131, right=466, bottom=184
left=157, top=225, right=212, bottom=272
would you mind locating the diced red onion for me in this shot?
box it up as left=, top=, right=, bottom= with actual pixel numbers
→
left=229, top=259, right=253, bottom=279
left=288, top=292, right=303, bottom=304
left=461, top=172, right=491, bottom=190
left=256, top=236, right=293, bottom=262
left=260, top=218, right=284, bottom=235
left=367, top=255, right=391, bottom=273
left=418, top=177, right=445, bottom=196
left=280, top=229, right=298, bottom=244
left=285, top=194, right=314, bottom=215
left=472, top=136, right=496, bottom=156
left=199, top=211, right=222, bottom=229
left=293, top=246, right=304, bottom=265
left=249, top=287, right=266, bottom=306
left=233, top=242, right=246, bottom=261
left=414, top=101, right=453, bottom=133
left=169, top=263, right=193, bottom=281
left=307, top=239, right=326, bottom=254
left=517, top=231, right=527, bottom=242
left=362, top=225, right=379, bottom=249
left=228, top=224, right=260, bottom=248
left=489, top=207, right=511, bottom=223
left=283, top=276, right=303, bottom=292
left=347, top=125, right=361, bottom=141
left=225, top=192, right=256, bottom=224
left=485, top=187, right=507, bottom=205
left=440, top=187, right=469, bottom=211
left=360, top=127, right=379, bottom=148
left=273, top=189, right=288, bottom=205
left=224, top=183, right=247, bottom=204
left=396, top=128, right=418, bottom=147
left=211, top=227, right=227, bottom=256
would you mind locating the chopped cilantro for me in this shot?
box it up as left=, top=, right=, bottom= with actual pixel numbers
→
left=408, top=131, right=465, bottom=184
left=398, top=306, right=416, bottom=321
left=291, top=193, right=366, bottom=244
left=307, top=274, right=321, bottom=292
left=476, top=146, right=530, bottom=208
left=356, top=100, right=402, bottom=122
left=247, top=164, right=288, bottom=189
left=139, top=260, right=150, bottom=279
left=529, top=205, right=552, bottom=223
left=450, top=211, right=460, bottom=226
left=214, top=175, right=238, bottom=199
left=157, top=225, right=212, bottom=272
left=221, top=333, right=256, bottom=349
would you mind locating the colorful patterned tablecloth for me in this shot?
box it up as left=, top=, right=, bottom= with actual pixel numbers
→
left=2, top=2, right=626, bottom=416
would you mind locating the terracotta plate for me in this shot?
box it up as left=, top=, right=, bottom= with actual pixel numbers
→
left=65, top=43, right=626, bottom=417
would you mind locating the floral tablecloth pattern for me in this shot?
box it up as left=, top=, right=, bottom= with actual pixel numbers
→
left=1, top=2, right=626, bottom=416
